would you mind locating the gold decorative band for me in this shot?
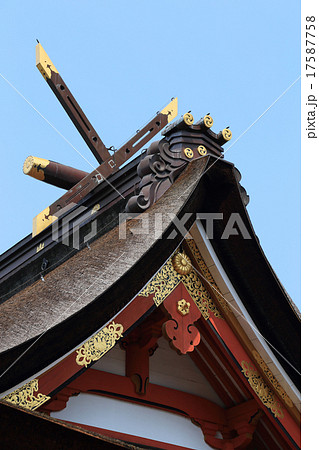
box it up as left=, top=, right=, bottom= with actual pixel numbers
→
left=139, top=251, right=222, bottom=319
left=2, top=379, right=50, bottom=411
left=76, top=321, right=124, bottom=367
left=252, top=350, right=293, bottom=408
left=139, top=257, right=180, bottom=307
left=187, top=240, right=230, bottom=313
left=241, top=361, right=284, bottom=418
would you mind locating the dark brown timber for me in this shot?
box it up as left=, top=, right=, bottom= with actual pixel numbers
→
left=47, top=112, right=170, bottom=217
left=23, top=156, right=89, bottom=190
left=48, top=71, right=111, bottom=164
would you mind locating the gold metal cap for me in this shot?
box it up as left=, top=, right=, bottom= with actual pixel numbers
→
left=32, top=207, right=57, bottom=237
left=23, top=156, right=49, bottom=180
left=161, top=97, right=178, bottom=123
left=36, top=43, right=58, bottom=80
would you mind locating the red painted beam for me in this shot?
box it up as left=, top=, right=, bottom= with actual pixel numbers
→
left=69, top=368, right=227, bottom=427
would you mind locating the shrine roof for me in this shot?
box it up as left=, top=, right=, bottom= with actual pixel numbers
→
left=0, top=152, right=300, bottom=393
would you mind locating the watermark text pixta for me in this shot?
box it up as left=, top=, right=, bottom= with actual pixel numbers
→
left=52, top=205, right=97, bottom=250
left=119, top=213, right=251, bottom=240
left=305, top=15, right=317, bottom=138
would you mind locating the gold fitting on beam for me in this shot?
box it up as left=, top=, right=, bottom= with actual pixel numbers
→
left=183, top=113, right=194, bottom=126
left=184, top=148, right=194, bottom=159
left=160, top=98, right=178, bottom=123
left=32, top=207, right=57, bottom=237
left=91, top=204, right=100, bottom=215
left=36, top=242, right=45, bottom=253
left=23, top=156, right=50, bottom=181
left=222, top=128, right=232, bottom=141
left=203, top=115, right=214, bottom=128
left=36, top=43, right=59, bottom=80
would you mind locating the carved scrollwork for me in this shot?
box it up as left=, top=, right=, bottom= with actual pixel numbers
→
left=126, top=139, right=187, bottom=213
left=139, top=257, right=180, bottom=306
left=187, top=240, right=231, bottom=314
left=241, top=360, right=284, bottom=418
left=76, top=321, right=124, bottom=367
left=252, top=350, right=293, bottom=408
left=162, top=296, right=201, bottom=354
left=125, top=114, right=228, bottom=213
left=139, top=251, right=222, bottom=319
left=163, top=318, right=201, bottom=355
left=3, top=379, right=50, bottom=411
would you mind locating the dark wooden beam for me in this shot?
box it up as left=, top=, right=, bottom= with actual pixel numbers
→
left=36, top=43, right=111, bottom=164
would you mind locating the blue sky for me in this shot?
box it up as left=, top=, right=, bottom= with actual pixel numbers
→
left=0, top=1, right=300, bottom=308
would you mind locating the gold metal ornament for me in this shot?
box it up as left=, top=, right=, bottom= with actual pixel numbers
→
left=36, top=43, right=59, bottom=80
left=32, top=207, right=58, bottom=238
left=139, top=258, right=180, bottom=306
left=252, top=350, right=293, bottom=408
left=36, top=242, right=45, bottom=253
left=161, top=98, right=178, bottom=123
left=76, top=321, right=124, bottom=367
left=173, top=253, right=192, bottom=275
left=222, top=128, right=232, bottom=141
left=183, top=112, right=194, bottom=126
left=177, top=299, right=190, bottom=316
left=187, top=240, right=230, bottom=313
left=241, top=361, right=284, bottom=418
left=23, top=156, right=50, bottom=181
left=2, top=379, right=50, bottom=411
left=140, top=251, right=222, bottom=319
left=183, top=270, right=221, bottom=319
left=185, top=240, right=293, bottom=412
left=203, top=115, right=213, bottom=128
left=184, top=148, right=194, bottom=159
left=197, top=145, right=207, bottom=156
left=91, top=203, right=100, bottom=215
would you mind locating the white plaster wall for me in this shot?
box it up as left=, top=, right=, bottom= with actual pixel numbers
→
left=51, top=393, right=216, bottom=450
left=91, top=331, right=224, bottom=407
left=150, top=337, right=225, bottom=407
left=92, top=342, right=126, bottom=376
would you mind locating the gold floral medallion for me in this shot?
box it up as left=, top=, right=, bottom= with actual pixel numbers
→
left=173, top=253, right=192, bottom=275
